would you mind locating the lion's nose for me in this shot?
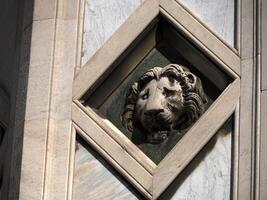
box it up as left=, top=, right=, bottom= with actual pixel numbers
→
left=144, top=109, right=164, bottom=117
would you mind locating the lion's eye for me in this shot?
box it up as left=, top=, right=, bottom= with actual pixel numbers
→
left=163, top=87, right=175, bottom=97
left=168, top=77, right=175, bottom=84
left=141, top=91, right=149, bottom=100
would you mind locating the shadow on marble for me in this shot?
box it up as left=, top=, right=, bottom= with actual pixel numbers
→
left=74, top=134, right=146, bottom=200
left=0, top=0, right=34, bottom=198
left=158, top=117, right=233, bottom=200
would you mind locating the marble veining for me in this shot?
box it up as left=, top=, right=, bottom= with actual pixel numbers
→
left=82, top=0, right=143, bottom=66
left=169, top=121, right=231, bottom=200
left=76, top=0, right=235, bottom=199
left=72, top=137, right=143, bottom=200
left=180, top=0, right=235, bottom=47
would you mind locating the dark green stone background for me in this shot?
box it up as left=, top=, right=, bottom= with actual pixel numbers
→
left=99, top=42, right=214, bottom=164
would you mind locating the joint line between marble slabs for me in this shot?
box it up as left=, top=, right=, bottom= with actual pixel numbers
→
left=73, top=101, right=156, bottom=175
left=173, top=0, right=239, bottom=56
left=42, top=0, right=60, bottom=197
left=72, top=122, right=153, bottom=197
left=159, top=6, right=240, bottom=78
left=74, top=0, right=86, bottom=75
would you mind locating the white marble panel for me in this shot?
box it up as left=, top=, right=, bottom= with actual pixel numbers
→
left=73, top=137, right=142, bottom=200
left=180, top=0, right=235, bottom=47
left=82, top=0, right=143, bottom=66
left=166, top=121, right=232, bottom=200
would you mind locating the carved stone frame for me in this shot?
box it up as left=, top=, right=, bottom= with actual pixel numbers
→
left=72, top=0, right=240, bottom=199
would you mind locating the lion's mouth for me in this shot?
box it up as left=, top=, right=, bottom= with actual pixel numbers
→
left=143, top=116, right=173, bottom=144
left=147, top=130, right=170, bottom=144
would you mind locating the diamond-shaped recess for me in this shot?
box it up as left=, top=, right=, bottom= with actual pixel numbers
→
left=72, top=0, right=240, bottom=199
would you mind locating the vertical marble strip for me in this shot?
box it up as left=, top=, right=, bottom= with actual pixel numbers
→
left=262, top=0, right=267, bottom=90
left=260, top=2, right=267, bottom=199
left=260, top=91, right=267, bottom=200
left=36, top=0, right=83, bottom=198
left=81, top=0, right=143, bottom=66
left=238, top=0, right=255, bottom=199
left=180, top=0, right=235, bottom=47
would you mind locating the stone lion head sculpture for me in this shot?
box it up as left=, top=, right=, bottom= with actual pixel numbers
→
left=121, top=64, right=208, bottom=144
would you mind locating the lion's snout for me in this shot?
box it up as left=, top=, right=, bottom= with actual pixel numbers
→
left=144, top=108, right=164, bottom=117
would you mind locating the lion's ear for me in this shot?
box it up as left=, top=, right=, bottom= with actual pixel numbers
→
left=186, top=73, right=208, bottom=105
left=195, top=77, right=209, bottom=105
left=121, top=105, right=134, bottom=132
left=180, top=72, right=197, bottom=91
left=186, top=73, right=197, bottom=85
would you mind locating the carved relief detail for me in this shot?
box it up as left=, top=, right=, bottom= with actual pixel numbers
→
left=122, top=64, right=208, bottom=144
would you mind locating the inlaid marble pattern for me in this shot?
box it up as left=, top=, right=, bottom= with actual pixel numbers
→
left=76, top=0, right=235, bottom=199
left=100, top=46, right=216, bottom=164
left=82, top=0, right=143, bottom=65
left=73, top=119, right=232, bottom=200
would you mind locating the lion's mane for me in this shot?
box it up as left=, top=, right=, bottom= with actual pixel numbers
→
left=121, top=64, right=208, bottom=133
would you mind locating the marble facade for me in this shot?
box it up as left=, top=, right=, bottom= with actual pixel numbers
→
left=0, top=0, right=263, bottom=199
